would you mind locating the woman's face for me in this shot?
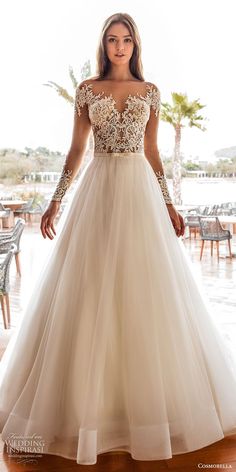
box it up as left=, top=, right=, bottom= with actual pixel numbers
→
left=105, top=22, right=134, bottom=67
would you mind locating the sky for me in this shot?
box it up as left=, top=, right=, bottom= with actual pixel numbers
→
left=0, top=0, right=235, bottom=161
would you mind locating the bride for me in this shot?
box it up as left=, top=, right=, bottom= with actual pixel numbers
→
left=1, top=11, right=236, bottom=467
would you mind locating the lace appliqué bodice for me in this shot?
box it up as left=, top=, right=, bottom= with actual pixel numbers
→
left=51, top=82, right=172, bottom=205
left=74, top=82, right=161, bottom=153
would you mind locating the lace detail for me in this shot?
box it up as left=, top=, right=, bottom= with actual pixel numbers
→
left=145, top=86, right=161, bottom=117
left=51, top=169, right=73, bottom=202
left=74, top=82, right=161, bottom=153
left=155, top=171, right=173, bottom=204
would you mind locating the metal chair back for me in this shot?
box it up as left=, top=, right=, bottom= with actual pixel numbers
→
left=0, top=218, right=26, bottom=254
left=0, top=244, right=16, bottom=294
left=198, top=216, right=232, bottom=240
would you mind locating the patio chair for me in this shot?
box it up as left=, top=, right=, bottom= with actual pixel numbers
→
left=218, top=202, right=233, bottom=216
left=198, top=216, right=232, bottom=261
left=184, top=215, right=200, bottom=239
left=0, top=203, right=11, bottom=216
left=186, top=206, right=201, bottom=215
left=208, top=204, right=220, bottom=215
left=0, top=244, right=16, bottom=329
left=14, top=198, right=34, bottom=223
left=27, top=200, right=48, bottom=224
left=223, top=204, right=236, bottom=216
left=201, top=205, right=211, bottom=215
left=0, top=218, right=26, bottom=276
left=0, top=217, right=24, bottom=239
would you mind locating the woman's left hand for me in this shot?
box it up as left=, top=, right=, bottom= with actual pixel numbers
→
left=166, top=204, right=185, bottom=238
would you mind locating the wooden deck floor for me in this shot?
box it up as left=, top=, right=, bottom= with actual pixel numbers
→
left=1, top=435, right=236, bottom=471
left=1, top=222, right=236, bottom=470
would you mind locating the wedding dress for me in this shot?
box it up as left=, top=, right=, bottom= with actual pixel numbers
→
left=1, top=80, right=236, bottom=466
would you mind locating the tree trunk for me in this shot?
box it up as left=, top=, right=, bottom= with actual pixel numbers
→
left=172, top=124, right=182, bottom=205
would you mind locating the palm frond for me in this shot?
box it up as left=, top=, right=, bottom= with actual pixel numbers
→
left=69, top=66, right=78, bottom=88
left=43, top=59, right=92, bottom=106
left=43, top=81, right=74, bottom=104
left=160, top=92, right=208, bottom=130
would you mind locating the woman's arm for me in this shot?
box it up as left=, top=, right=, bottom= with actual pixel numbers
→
left=144, top=84, right=173, bottom=207
left=51, top=82, right=92, bottom=202
left=144, top=84, right=185, bottom=237
left=40, top=82, right=91, bottom=239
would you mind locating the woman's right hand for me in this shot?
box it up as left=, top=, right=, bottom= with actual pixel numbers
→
left=40, top=201, right=61, bottom=240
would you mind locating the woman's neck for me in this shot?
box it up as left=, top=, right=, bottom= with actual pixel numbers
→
left=104, top=65, right=135, bottom=82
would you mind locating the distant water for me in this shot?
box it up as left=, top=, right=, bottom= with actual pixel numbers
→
left=1, top=178, right=236, bottom=207
left=168, top=178, right=236, bottom=205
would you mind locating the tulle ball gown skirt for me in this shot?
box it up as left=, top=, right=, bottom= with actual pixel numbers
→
left=1, top=151, right=236, bottom=465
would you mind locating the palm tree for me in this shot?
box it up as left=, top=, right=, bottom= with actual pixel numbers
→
left=160, top=92, right=208, bottom=205
left=43, top=60, right=94, bottom=155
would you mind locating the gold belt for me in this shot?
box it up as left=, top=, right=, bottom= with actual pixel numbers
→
left=93, top=151, right=145, bottom=158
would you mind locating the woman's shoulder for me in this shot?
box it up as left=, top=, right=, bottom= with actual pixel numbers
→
left=145, top=81, right=160, bottom=92
left=76, top=76, right=100, bottom=90
left=143, top=82, right=161, bottom=116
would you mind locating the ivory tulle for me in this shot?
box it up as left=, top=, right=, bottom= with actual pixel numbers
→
left=1, top=151, right=236, bottom=465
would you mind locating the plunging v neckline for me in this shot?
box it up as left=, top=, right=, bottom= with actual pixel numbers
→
left=86, top=82, right=150, bottom=115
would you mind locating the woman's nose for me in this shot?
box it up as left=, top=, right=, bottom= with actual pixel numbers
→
left=116, top=41, right=124, bottom=51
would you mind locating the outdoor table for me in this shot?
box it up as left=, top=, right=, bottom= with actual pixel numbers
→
left=175, top=205, right=199, bottom=239
left=0, top=211, right=8, bottom=230
left=0, top=200, right=28, bottom=211
left=218, top=215, right=236, bottom=258
left=218, top=215, right=236, bottom=234
left=0, top=200, right=27, bottom=228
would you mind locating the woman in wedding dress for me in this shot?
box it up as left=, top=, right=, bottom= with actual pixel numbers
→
left=1, top=12, right=236, bottom=467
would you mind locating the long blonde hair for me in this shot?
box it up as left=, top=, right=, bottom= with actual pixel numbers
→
left=94, top=13, right=145, bottom=81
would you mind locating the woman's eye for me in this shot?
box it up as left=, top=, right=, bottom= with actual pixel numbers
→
left=107, top=38, right=132, bottom=43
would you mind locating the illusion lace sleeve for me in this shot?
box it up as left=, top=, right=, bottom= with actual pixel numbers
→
left=146, top=84, right=173, bottom=205
left=51, top=84, right=89, bottom=202
left=74, top=83, right=89, bottom=116
left=149, top=84, right=161, bottom=117
left=154, top=171, right=173, bottom=204
left=51, top=166, right=73, bottom=202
